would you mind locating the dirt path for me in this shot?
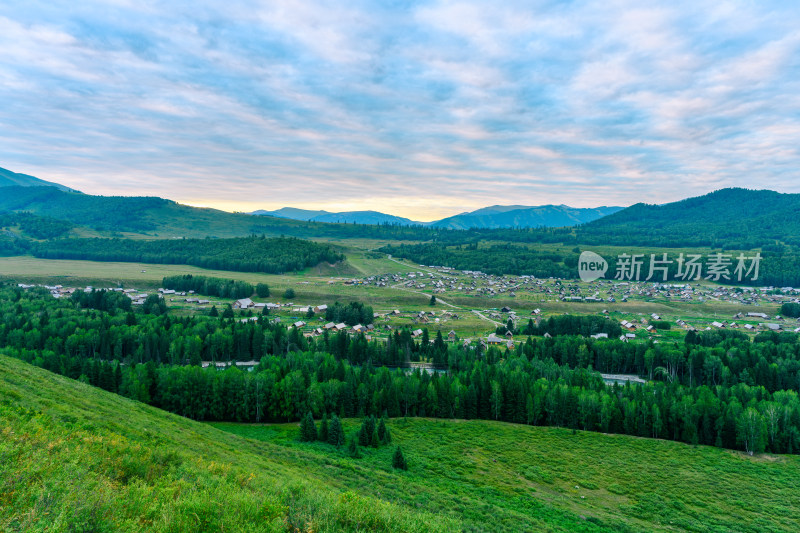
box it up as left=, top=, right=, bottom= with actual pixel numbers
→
left=386, top=256, right=440, bottom=275
left=472, top=310, right=503, bottom=327
left=385, top=255, right=499, bottom=327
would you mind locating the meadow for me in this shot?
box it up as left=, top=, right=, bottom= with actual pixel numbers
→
left=0, top=354, right=455, bottom=533
left=2, top=353, right=797, bottom=532
left=215, top=419, right=800, bottom=532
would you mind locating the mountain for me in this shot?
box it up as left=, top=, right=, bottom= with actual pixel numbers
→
left=0, top=166, right=76, bottom=192
left=577, top=188, right=800, bottom=248
left=312, top=210, right=419, bottom=225
left=0, top=186, right=435, bottom=243
left=429, top=204, right=624, bottom=229
left=254, top=204, right=622, bottom=229
left=0, top=185, right=305, bottom=238
left=251, top=207, right=331, bottom=219
left=253, top=208, right=421, bottom=225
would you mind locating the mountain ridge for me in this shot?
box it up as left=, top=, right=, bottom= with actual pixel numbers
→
left=252, top=204, right=624, bottom=229
left=430, top=204, right=624, bottom=229
left=0, top=166, right=77, bottom=192
left=576, top=187, right=800, bottom=248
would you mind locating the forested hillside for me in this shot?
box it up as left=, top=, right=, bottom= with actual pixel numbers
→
left=576, top=188, right=800, bottom=248
left=0, top=186, right=170, bottom=232
left=6, top=185, right=800, bottom=285
left=0, top=212, right=74, bottom=240
left=6, top=184, right=800, bottom=252
left=380, top=242, right=573, bottom=277
left=32, top=235, right=344, bottom=273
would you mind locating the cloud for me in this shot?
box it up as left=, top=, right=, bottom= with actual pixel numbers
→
left=0, top=0, right=799, bottom=220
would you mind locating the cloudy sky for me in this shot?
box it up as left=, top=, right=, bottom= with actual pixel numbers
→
left=1, top=1, right=799, bottom=220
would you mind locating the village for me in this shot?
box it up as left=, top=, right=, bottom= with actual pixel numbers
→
left=17, top=260, right=800, bottom=353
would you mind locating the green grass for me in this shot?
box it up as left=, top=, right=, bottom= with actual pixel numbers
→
left=214, top=420, right=800, bottom=533
left=3, top=355, right=800, bottom=532
left=0, top=355, right=456, bottom=532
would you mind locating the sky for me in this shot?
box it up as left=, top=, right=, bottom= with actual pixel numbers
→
left=1, top=1, right=799, bottom=221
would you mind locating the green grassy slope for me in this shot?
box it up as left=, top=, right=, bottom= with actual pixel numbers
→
left=215, top=421, right=800, bottom=533
left=2, top=354, right=798, bottom=533
left=0, top=355, right=455, bottom=532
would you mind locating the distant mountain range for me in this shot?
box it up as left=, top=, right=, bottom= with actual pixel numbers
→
left=251, top=208, right=418, bottom=226
left=3, top=165, right=799, bottom=249
left=0, top=166, right=77, bottom=192
left=252, top=204, right=624, bottom=229
left=0, top=164, right=622, bottom=230
left=429, top=204, right=623, bottom=229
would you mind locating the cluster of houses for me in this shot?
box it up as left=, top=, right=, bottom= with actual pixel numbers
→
left=200, top=360, right=259, bottom=371
left=232, top=298, right=329, bottom=314
left=20, top=283, right=156, bottom=306
left=345, top=265, right=800, bottom=313
left=272, top=320, right=380, bottom=340
left=703, top=311, right=800, bottom=332
left=157, top=287, right=212, bottom=306
left=485, top=332, right=515, bottom=348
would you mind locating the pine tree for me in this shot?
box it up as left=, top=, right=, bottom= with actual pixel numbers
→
left=392, top=446, right=408, bottom=470
left=429, top=295, right=436, bottom=306
left=299, top=411, right=317, bottom=442
left=377, top=417, right=388, bottom=443
left=347, top=433, right=362, bottom=458
left=358, top=423, right=369, bottom=446
left=370, top=427, right=380, bottom=448
left=113, top=363, right=122, bottom=393
left=256, top=283, right=270, bottom=298
left=319, top=413, right=329, bottom=442
left=329, top=414, right=344, bottom=447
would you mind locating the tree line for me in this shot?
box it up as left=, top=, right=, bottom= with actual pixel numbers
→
left=3, top=287, right=800, bottom=393
left=324, top=301, right=375, bottom=326
left=379, top=242, right=572, bottom=278
left=32, top=235, right=344, bottom=274
left=11, top=340, right=797, bottom=456
left=2, top=285, right=800, bottom=455
left=499, top=315, right=623, bottom=338
left=0, top=212, right=74, bottom=240
left=162, top=275, right=254, bottom=299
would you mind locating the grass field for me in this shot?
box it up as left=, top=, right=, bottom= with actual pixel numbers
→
left=213, top=419, right=800, bottom=533
left=2, top=354, right=797, bottom=532
left=0, top=354, right=455, bottom=532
